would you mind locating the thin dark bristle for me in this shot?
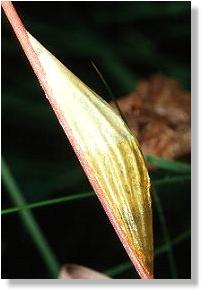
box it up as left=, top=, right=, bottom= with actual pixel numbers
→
left=90, top=60, right=128, bottom=124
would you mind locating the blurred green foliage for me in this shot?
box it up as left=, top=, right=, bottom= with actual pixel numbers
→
left=2, top=1, right=190, bottom=279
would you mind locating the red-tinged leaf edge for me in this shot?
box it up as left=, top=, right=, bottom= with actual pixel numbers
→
left=2, top=1, right=153, bottom=279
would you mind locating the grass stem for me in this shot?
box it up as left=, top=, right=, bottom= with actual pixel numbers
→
left=1, top=157, right=60, bottom=278
left=152, top=186, right=177, bottom=278
left=105, top=229, right=190, bottom=277
left=1, top=191, right=95, bottom=215
left=145, top=154, right=191, bottom=173
left=1, top=175, right=190, bottom=216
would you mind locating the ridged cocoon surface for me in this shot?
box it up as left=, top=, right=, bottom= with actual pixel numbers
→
left=1, top=0, right=153, bottom=276
left=27, top=34, right=153, bottom=278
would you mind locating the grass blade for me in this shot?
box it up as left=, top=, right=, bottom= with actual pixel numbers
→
left=154, top=229, right=191, bottom=256
left=153, top=174, right=191, bottom=186
left=145, top=154, right=191, bottom=173
left=1, top=174, right=190, bottom=216
left=104, top=229, right=190, bottom=277
left=152, top=187, right=177, bottom=278
left=1, top=191, right=95, bottom=215
left=1, top=157, right=60, bottom=278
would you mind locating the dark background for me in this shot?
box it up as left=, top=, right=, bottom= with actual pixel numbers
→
left=1, top=1, right=191, bottom=279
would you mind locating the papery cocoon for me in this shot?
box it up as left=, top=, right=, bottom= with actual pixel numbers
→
left=29, top=33, right=153, bottom=278
left=2, top=1, right=153, bottom=279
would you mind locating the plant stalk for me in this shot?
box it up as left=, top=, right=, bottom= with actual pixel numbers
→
left=1, top=157, right=60, bottom=278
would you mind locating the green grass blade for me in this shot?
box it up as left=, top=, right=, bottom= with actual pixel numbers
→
left=152, top=187, right=177, bottom=278
left=1, top=157, right=60, bottom=278
left=1, top=174, right=190, bottom=216
left=153, top=174, right=191, bottom=186
left=104, top=229, right=190, bottom=277
left=154, top=229, right=191, bottom=256
left=1, top=191, right=95, bottom=215
left=145, top=154, right=191, bottom=173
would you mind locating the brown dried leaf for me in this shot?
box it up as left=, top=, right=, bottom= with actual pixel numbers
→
left=111, top=74, right=191, bottom=160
